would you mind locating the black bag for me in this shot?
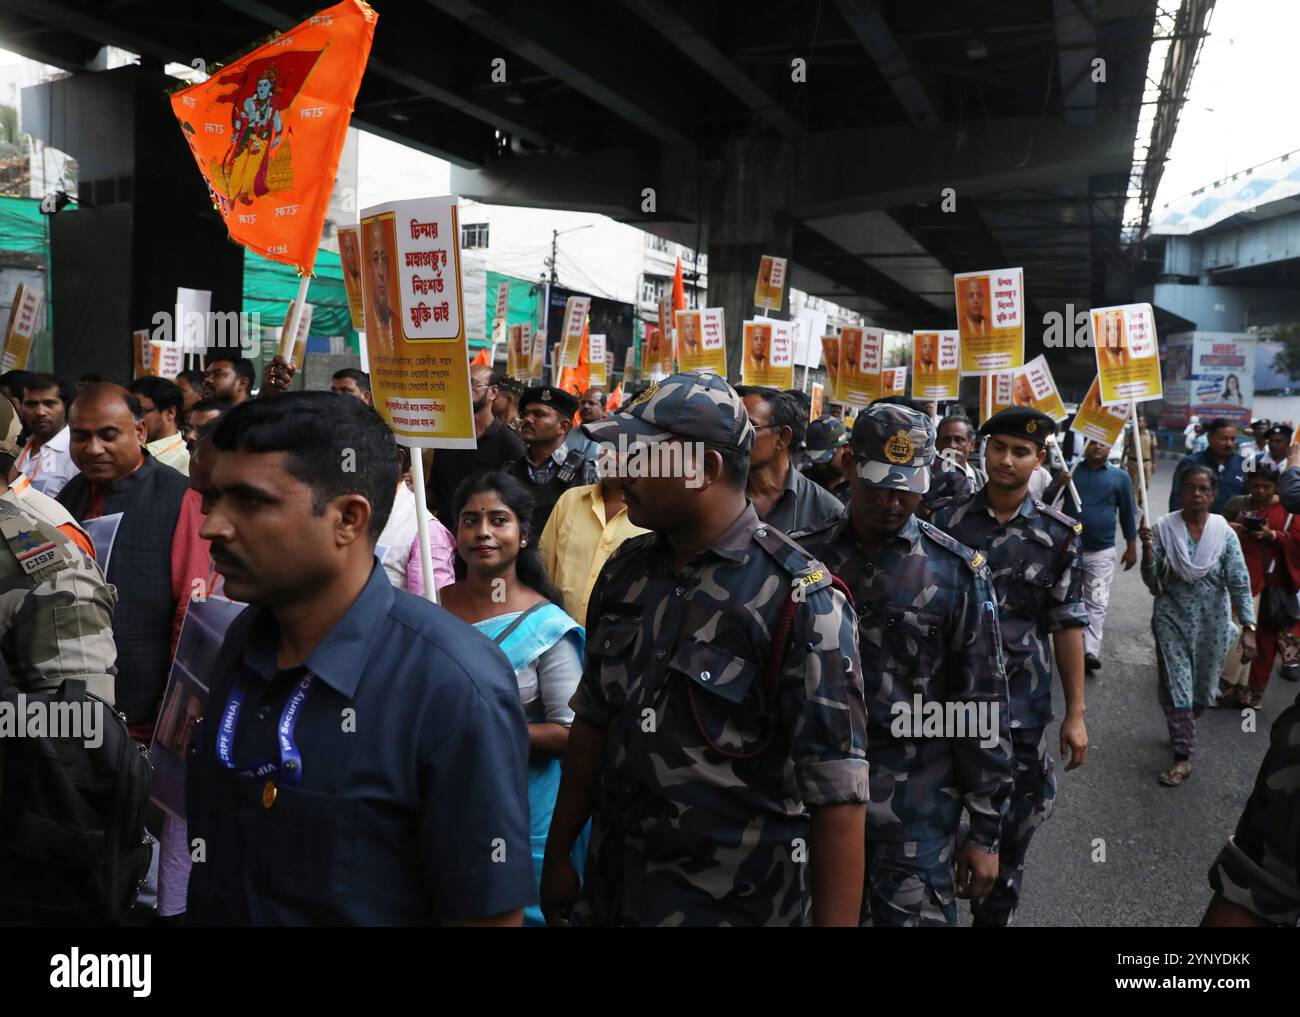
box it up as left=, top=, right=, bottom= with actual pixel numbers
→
left=1261, top=584, right=1300, bottom=629
left=1260, top=514, right=1300, bottom=630
left=0, top=665, right=153, bottom=925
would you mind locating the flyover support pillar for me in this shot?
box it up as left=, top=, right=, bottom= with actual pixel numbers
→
left=702, top=136, right=796, bottom=383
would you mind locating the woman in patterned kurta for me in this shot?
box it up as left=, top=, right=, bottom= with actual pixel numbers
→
left=1140, top=465, right=1256, bottom=786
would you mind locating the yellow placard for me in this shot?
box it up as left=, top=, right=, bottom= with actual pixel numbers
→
left=507, top=322, right=532, bottom=380
left=911, top=330, right=960, bottom=400
left=360, top=194, right=473, bottom=448
left=337, top=226, right=366, bottom=331
left=810, top=382, right=825, bottom=420
left=589, top=334, right=608, bottom=388
left=979, top=372, right=1015, bottom=425
left=753, top=255, right=787, bottom=311
left=675, top=307, right=727, bottom=375
left=839, top=326, right=882, bottom=405
left=1071, top=376, right=1130, bottom=447
left=955, top=268, right=1024, bottom=374
left=529, top=329, right=547, bottom=381
left=882, top=366, right=907, bottom=398
left=2, top=283, right=43, bottom=372
left=1091, top=302, right=1163, bottom=406
left=741, top=320, right=794, bottom=388
left=132, top=329, right=150, bottom=379
left=560, top=296, right=589, bottom=369
left=1013, top=355, right=1068, bottom=422
left=821, top=335, right=842, bottom=403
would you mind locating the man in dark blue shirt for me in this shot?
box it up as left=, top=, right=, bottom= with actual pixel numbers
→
left=1071, top=439, right=1138, bottom=673
left=186, top=393, right=536, bottom=925
left=1170, top=417, right=1246, bottom=515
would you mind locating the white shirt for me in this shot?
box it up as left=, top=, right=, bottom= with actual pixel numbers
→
left=15, top=424, right=79, bottom=498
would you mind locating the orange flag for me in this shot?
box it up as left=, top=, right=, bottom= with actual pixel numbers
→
left=558, top=315, right=590, bottom=397
left=470, top=345, right=492, bottom=368
left=169, top=1, right=377, bottom=275
left=671, top=257, right=686, bottom=368
left=607, top=381, right=624, bottom=412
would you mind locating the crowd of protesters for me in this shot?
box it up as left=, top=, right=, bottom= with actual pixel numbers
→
left=0, top=356, right=1296, bottom=930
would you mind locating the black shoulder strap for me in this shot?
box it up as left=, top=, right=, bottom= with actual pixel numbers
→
left=491, top=602, right=548, bottom=647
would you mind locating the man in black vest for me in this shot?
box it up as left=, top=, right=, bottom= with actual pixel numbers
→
left=58, top=384, right=210, bottom=742
left=505, top=385, right=599, bottom=536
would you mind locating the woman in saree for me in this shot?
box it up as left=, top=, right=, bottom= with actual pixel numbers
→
left=439, top=471, right=585, bottom=926
left=1139, top=465, right=1257, bottom=787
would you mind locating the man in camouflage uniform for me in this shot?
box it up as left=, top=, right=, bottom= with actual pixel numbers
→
left=1203, top=690, right=1300, bottom=926
left=539, top=370, right=868, bottom=926
left=796, top=403, right=1011, bottom=927
left=930, top=406, right=1089, bottom=927
left=0, top=394, right=116, bottom=702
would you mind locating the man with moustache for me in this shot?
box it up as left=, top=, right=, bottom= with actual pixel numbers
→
left=57, top=384, right=209, bottom=742
left=540, top=371, right=868, bottom=927
left=202, top=356, right=254, bottom=405
left=427, top=364, right=525, bottom=530
left=795, top=403, right=1011, bottom=926
left=505, top=385, right=598, bottom=536
left=12, top=373, right=78, bottom=497
left=186, top=393, right=536, bottom=925
left=930, top=407, right=1089, bottom=927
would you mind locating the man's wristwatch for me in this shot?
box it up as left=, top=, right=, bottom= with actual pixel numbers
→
left=1242, top=623, right=1257, bottom=632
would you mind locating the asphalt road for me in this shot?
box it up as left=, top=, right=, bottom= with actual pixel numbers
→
left=964, top=457, right=1295, bottom=927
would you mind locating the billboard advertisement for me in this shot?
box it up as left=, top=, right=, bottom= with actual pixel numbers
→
left=1159, top=332, right=1256, bottom=428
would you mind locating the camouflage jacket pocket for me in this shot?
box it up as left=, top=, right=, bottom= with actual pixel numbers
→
left=883, top=607, right=946, bottom=688
left=669, top=641, right=767, bottom=757
left=590, top=618, right=641, bottom=713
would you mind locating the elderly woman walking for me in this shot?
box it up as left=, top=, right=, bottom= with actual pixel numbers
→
left=1139, top=465, right=1257, bottom=787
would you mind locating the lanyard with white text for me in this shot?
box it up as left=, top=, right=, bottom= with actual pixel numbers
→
left=215, top=673, right=311, bottom=784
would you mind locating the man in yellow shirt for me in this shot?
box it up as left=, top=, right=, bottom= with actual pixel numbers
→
left=538, top=477, right=647, bottom=624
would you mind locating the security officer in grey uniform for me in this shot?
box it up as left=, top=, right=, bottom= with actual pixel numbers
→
left=930, top=406, right=1088, bottom=927
left=540, top=370, right=869, bottom=926
left=796, top=403, right=1012, bottom=926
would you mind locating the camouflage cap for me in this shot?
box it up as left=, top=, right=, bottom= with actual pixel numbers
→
left=0, top=394, right=18, bottom=456
left=849, top=402, right=934, bottom=493
left=805, top=416, right=848, bottom=464
left=581, top=370, right=755, bottom=451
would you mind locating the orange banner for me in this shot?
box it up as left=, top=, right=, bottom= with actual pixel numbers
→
left=169, top=1, right=377, bottom=275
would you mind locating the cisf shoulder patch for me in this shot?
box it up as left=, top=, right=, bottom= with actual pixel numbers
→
left=1, top=516, right=61, bottom=575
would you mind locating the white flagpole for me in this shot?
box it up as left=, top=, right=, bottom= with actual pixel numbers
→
left=1129, top=402, right=1151, bottom=528
left=407, top=448, right=438, bottom=604
left=278, top=276, right=312, bottom=364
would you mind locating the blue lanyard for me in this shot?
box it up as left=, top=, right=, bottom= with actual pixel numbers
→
left=215, top=673, right=312, bottom=784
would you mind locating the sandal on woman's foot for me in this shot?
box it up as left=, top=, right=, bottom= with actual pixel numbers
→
left=1158, top=762, right=1193, bottom=787
left=1243, top=689, right=1264, bottom=709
